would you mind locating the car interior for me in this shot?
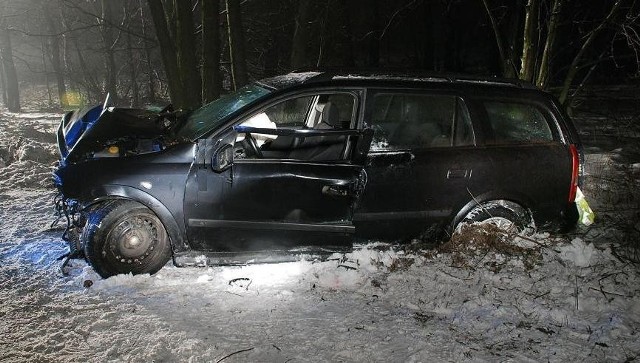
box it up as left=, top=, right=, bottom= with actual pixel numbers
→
left=235, top=93, right=356, bottom=161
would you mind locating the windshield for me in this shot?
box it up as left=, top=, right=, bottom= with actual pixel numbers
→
left=177, top=84, right=272, bottom=139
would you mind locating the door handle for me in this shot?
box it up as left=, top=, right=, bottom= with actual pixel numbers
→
left=447, top=169, right=469, bottom=179
left=322, top=185, right=350, bottom=197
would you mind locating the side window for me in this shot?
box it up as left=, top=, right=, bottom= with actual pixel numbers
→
left=264, top=96, right=313, bottom=127
left=307, top=94, right=356, bottom=129
left=235, top=92, right=358, bottom=161
left=370, top=93, right=474, bottom=150
left=482, top=101, right=554, bottom=144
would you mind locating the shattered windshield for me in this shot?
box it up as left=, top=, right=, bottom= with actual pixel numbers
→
left=178, top=84, right=272, bottom=140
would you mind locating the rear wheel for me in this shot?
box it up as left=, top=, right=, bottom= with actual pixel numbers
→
left=82, top=200, right=172, bottom=278
left=455, top=200, right=535, bottom=236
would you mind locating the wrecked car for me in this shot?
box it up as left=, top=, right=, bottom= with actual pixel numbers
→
left=53, top=71, right=583, bottom=277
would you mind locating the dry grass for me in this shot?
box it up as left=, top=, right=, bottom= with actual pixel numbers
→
left=436, top=223, right=543, bottom=271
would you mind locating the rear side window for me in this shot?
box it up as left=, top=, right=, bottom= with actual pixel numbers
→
left=370, top=93, right=474, bottom=150
left=482, top=101, right=554, bottom=144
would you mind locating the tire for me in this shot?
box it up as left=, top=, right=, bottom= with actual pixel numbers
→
left=455, top=200, right=535, bottom=236
left=82, top=200, right=172, bottom=278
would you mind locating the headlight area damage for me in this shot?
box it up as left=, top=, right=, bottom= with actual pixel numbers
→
left=52, top=100, right=185, bottom=272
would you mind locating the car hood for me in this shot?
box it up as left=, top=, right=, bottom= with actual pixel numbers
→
left=57, top=104, right=181, bottom=163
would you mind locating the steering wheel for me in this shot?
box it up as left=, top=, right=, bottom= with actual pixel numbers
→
left=245, top=133, right=263, bottom=158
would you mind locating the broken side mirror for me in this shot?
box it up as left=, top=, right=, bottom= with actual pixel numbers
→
left=211, top=143, right=233, bottom=173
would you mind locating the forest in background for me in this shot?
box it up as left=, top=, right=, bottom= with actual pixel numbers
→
left=0, top=0, right=638, bottom=113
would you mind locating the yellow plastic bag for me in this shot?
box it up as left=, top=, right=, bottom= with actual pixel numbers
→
left=575, top=187, right=595, bottom=226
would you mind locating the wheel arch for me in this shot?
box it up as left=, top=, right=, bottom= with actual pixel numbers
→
left=451, top=191, right=534, bottom=231
left=84, top=184, right=189, bottom=253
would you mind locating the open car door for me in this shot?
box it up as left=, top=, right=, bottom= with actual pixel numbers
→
left=184, top=90, right=372, bottom=258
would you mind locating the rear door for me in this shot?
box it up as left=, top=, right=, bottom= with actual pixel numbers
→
left=465, top=96, right=573, bottom=226
left=353, top=90, right=477, bottom=239
left=184, top=89, right=371, bottom=252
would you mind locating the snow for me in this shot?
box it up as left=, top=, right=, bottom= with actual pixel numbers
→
left=1, top=106, right=640, bottom=362
left=558, top=238, right=597, bottom=267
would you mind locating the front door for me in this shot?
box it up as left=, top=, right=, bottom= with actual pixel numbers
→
left=184, top=89, right=370, bottom=252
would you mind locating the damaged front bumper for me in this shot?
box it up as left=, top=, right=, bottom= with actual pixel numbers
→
left=52, top=193, right=85, bottom=254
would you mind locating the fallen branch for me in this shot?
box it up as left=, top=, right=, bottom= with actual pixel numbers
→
left=438, top=270, right=464, bottom=281
left=575, top=275, right=579, bottom=311
left=589, top=286, right=629, bottom=298
left=337, top=264, right=357, bottom=271
left=216, top=347, right=255, bottom=363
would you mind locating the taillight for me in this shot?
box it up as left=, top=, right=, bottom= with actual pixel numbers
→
left=568, top=144, right=579, bottom=203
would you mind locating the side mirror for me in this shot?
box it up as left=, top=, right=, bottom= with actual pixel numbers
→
left=211, top=143, right=233, bottom=173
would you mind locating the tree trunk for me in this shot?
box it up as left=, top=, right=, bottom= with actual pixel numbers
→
left=174, top=0, right=202, bottom=108
left=481, top=0, right=508, bottom=76
left=201, top=0, right=221, bottom=103
left=429, top=0, right=447, bottom=71
left=290, top=0, right=314, bottom=69
left=60, top=11, right=101, bottom=102
left=315, top=1, right=329, bottom=68
left=45, top=9, right=68, bottom=108
left=0, top=59, right=6, bottom=106
left=42, top=39, right=53, bottom=105
left=139, top=0, right=156, bottom=103
left=126, top=30, right=140, bottom=107
left=536, top=0, right=563, bottom=89
left=146, top=0, right=183, bottom=107
left=519, top=0, right=539, bottom=82
left=226, top=0, right=249, bottom=90
left=505, top=0, right=524, bottom=78
left=101, top=0, right=119, bottom=103
left=0, top=25, right=20, bottom=112
left=71, top=36, right=102, bottom=101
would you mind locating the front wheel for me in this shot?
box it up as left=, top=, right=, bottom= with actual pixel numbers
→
left=82, top=200, right=172, bottom=278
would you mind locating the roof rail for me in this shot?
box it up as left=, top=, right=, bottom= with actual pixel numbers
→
left=288, top=68, right=537, bottom=89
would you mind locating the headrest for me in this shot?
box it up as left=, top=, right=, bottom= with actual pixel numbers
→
left=320, top=102, right=340, bottom=128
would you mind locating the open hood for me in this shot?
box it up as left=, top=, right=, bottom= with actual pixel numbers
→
left=57, top=103, right=182, bottom=163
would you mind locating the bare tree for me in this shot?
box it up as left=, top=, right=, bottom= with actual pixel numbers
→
left=100, top=0, right=119, bottom=103
left=175, top=0, right=201, bottom=108
left=201, top=0, right=221, bottom=103
left=519, top=0, right=539, bottom=82
left=558, top=0, right=624, bottom=105
left=147, top=0, right=184, bottom=107
left=226, top=0, right=248, bottom=90
left=290, top=0, right=315, bottom=69
left=536, top=0, right=563, bottom=89
left=0, top=3, right=20, bottom=112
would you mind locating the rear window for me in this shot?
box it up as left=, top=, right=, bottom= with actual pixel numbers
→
left=482, top=101, right=554, bottom=144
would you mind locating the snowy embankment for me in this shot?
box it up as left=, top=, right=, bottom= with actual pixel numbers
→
left=1, top=110, right=639, bottom=362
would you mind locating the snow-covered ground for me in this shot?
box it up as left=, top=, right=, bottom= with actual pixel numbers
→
left=1, top=99, right=639, bottom=362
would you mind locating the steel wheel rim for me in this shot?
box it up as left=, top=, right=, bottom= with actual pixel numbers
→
left=105, top=214, right=160, bottom=264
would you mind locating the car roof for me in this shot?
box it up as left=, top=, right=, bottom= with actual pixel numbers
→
left=257, top=70, right=539, bottom=91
